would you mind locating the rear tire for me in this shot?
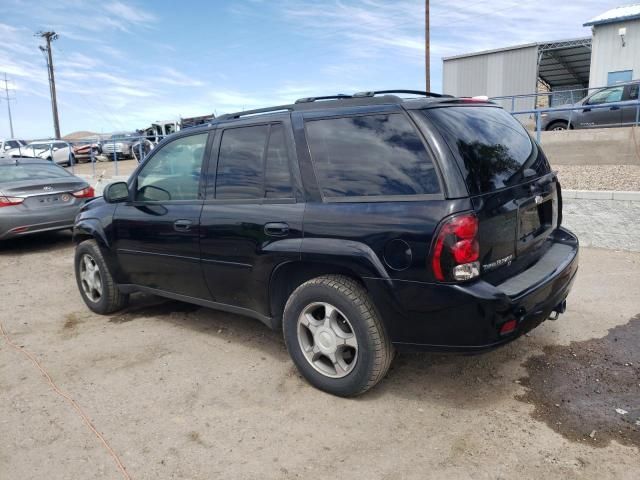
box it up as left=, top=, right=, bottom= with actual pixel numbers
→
left=74, top=239, right=129, bottom=314
left=282, top=275, right=394, bottom=397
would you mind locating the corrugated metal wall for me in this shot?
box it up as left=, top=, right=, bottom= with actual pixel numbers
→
left=443, top=45, right=539, bottom=111
left=589, top=20, right=640, bottom=87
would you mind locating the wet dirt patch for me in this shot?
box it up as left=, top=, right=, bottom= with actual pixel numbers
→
left=518, top=314, right=640, bottom=448
left=60, top=312, right=89, bottom=338
left=63, top=313, right=85, bottom=330
left=109, top=300, right=201, bottom=323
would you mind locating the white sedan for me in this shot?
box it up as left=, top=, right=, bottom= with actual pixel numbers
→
left=25, top=140, right=75, bottom=166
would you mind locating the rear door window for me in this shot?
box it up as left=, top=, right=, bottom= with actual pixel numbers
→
left=215, top=123, right=293, bottom=200
left=216, top=125, right=269, bottom=200
left=423, top=106, right=549, bottom=195
left=264, top=124, right=293, bottom=199
left=304, top=113, right=440, bottom=199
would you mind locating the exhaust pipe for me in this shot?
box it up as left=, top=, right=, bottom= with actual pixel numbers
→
left=548, top=300, right=567, bottom=321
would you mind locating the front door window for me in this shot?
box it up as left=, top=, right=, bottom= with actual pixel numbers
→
left=136, top=133, right=208, bottom=201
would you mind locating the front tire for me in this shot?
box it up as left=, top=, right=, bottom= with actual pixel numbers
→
left=547, top=120, right=568, bottom=131
left=74, top=239, right=129, bottom=314
left=283, top=275, right=394, bottom=397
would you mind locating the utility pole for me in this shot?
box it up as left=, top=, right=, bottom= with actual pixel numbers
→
left=425, top=0, right=430, bottom=92
left=2, top=73, right=14, bottom=138
left=37, top=31, right=61, bottom=138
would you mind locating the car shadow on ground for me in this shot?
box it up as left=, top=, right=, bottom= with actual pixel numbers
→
left=0, top=230, right=74, bottom=255
left=110, top=294, right=534, bottom=407
left=109, top=294, right=288, bottom=361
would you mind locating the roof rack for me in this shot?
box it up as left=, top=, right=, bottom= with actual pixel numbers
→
left=295, top=94, right=352, bottom=104
left=214, top=89, right=454, bottom=123
left=353, top=89, right=453, bottom=98
left=217, top=104, right=294, bottom=121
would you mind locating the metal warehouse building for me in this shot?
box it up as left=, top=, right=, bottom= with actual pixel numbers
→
left=443, top=4, right=640, bottom=109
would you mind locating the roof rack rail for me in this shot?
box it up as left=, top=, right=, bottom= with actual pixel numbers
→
left=353, top=89, right=453, bottom=98
left=217, top=104, right=294, bottom=121
left=295, top=94, right=352, bottom=104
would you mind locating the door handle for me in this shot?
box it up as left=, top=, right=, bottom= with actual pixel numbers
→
left=583, top=108, right=591, bottom=113
left=264, top=222, right=289, bottom=237
left=174, top=219, right=193, bottom=232
left=610, top=105, right=620, bottom=111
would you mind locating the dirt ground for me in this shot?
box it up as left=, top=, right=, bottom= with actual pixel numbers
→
left=1, top=233, right=639, bottom=480
left=66, top=157, right=138, bottom=180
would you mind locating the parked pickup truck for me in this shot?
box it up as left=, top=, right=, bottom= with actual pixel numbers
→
left=102, top=133, right=136, bottom=160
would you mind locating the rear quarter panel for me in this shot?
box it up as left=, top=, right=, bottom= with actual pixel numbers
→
left=301, top=199, right=471, bottom=283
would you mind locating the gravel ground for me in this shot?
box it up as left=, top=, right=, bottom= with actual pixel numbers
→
left=1, top=233, right=640, bottom=479
left=555, top=165, right=640, bottom=191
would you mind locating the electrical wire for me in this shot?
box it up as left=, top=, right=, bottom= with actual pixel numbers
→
left=0, top=320, right=132, bottom=480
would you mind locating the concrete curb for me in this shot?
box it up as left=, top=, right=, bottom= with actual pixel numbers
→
left=563, top=189, right=640, bottom=201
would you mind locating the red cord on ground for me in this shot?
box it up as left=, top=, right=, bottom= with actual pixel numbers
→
left=0, top=320, right=131, bottom=480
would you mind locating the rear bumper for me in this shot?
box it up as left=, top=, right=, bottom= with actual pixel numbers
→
left=0, top=205, right=84, bottom=240
left=366, top=228, right=579, bottom=352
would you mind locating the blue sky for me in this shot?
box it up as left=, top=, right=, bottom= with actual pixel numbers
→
left=0, top=0, right=621, bottom=138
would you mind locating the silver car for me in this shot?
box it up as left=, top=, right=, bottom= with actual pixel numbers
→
left=0, top=157, right=94, bottom=240
left=541, top=81, right=640, bottom=130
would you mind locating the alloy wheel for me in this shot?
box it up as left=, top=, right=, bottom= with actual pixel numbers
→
left=297, top=302, right=358, bottom=378
left=79, top=254, right=103, bottom=303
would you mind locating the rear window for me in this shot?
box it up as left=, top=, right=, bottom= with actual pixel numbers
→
left=305, top=113, right=440, bottom=198
left=423, top=106, right=549, bottom=195
left=0, top=163, right=72, bottom=182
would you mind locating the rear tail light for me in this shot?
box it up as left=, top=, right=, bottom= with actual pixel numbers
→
left=0, top=195, right=24, bottom=207
left=72, top=186, right=95, bottom=198
left=499, top=319, right=517, bottom=335
left=431, top=213, right=480, bottom=282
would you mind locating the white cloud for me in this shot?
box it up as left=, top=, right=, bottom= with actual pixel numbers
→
left=104, top=1, right=157, bottom=25
left=156, top=67, right=205, bottom=87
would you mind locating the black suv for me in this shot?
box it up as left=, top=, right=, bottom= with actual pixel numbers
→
left=73, top=90, right=579, bottom=397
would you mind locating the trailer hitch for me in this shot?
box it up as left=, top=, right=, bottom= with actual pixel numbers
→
left=548, top=299, right=567, bottom=321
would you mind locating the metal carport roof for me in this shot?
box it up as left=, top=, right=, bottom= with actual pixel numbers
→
left=537, top=37, right=592, bottom=87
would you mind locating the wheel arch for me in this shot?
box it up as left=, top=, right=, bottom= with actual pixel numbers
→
left=545, top=119, right=572, bottom=131
left=268, top=261, right=369, bottom=330
left=73, top=218, right=110, bottom=249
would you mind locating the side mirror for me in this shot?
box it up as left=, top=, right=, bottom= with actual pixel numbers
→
left=104, top=181, right=129, bottom=203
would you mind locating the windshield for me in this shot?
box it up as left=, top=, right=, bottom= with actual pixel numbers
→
left=0, top=163, right=73, bottom=182
left=423, top=106, right=550, bottom=195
